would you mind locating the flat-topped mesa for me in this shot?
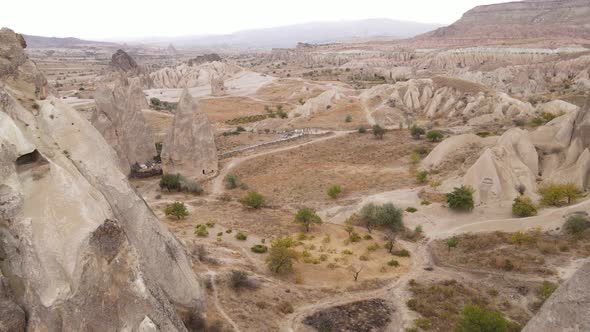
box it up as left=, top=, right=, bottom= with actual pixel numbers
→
left=110, top=49, right=139, bottom=72
left=91, top=78, right=157, bottom=174
left=161, top=88, right=218, bottom=178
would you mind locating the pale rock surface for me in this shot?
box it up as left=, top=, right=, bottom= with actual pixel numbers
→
left=150, top=61, right=241, bottom=89
left=291, top=88, right=344, bottom=118
left=211, top=75, right=226, bottom=96
left=523, top=259, right=590, bottom=332
left=0, top=27, right=202, bottom=331
left=92, top=78, right=157, bottom=173
left=421, top=133, right=496, bottom=171
left=161, top=89, right=218, bottom=177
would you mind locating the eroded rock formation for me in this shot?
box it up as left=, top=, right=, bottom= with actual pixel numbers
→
left=92, top=78, right=157, bottom=173
left=111, top=49, right=139, bottom=72
left=150, top=61, right=240, bottom=89
left=211, top=75, right=226, bottom=96
left=0, top=27, right=203, bottom=331
left=161, top=88, right=218, bottom=177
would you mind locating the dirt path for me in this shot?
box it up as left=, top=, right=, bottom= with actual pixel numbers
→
left=210, top=130, right=354, bottom=196
left=205, top=271, right=242, bottom=332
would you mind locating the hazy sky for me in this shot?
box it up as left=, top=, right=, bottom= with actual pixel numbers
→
left=2, top=0, right=516, bottom=40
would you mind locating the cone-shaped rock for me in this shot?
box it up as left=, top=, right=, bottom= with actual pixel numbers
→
left=161, top=88, right=218, bottom=177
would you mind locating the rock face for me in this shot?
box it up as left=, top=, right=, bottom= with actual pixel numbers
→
left=523, top=259, right=590, bottom=331
left=211, top=75, right=226, bottom=96
left=0, top=28, right=203, bottom=331
left=92, top=78, right=157, bottom=173
left=111, top=49, right=139, bottom=72
left=161, top=89, right=218, bottom=177
left=187, top=53, right=222, bottom=66
left=292, top=88, right=344, bottom=118
left=150, top=61, right=240, bottom=89
left=417, top=0, right=590, bottom=46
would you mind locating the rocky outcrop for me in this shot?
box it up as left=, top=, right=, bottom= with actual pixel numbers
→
left=211, top=75, right=226, bottom=96
left=523, top=259, right=590, bottom=331
left=161, top=89, right=218, bottom=177
left=0, top=27, right=203, bottom=331
left=187, top=53, right=221, bottom=66
left=92, top=78, right=157, bottom=173
left=150, top=62, right=241, bottom=89
left=111, top=49, right=139, bottom=72
left=292, top=88, right=344, bottom=118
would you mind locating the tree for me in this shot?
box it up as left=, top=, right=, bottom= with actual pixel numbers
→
left=384, top=229, right=397, bottom=253
left=165, top=201, right=189, bottom=219
left=294, top=208, right=322, bottom=232
left=410, top=125, right=425, bottom=139
left=426, top=130, right=443, bottom=142
left=349, top=265, right=363, bottom=282
left=372, top=125, right=385, bottom=139
left=239, top=192, right=266, bottom=209
left=327, top=185, right=342, bottom=199
left=446, top=236, right=459, bottom=253
left=446, top=186, right=475, bottom=211
left=344, top=217, right=355, bottom=237
left=562, top=182, right=583, bottom=205
left=512, top=196, right=537, bottom=217
left=376, top=203, right=404, bottom=232
left=416, top=170, right=428, bottom=184
left=267, top=236, right=298, bottom=273
left=359, top=203, right=379, bottom=233
left=538, top=182, right=582, bottom=207
left=455, top=305, right=508, bottom=332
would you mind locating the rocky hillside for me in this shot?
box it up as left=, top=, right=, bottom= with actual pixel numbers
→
left=415, top=0, right=590, bottom=47
left=0, top=27, right=203, bottom=331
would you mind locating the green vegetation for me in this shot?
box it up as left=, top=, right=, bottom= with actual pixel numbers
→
left=455, top=305, right=508, bottom=332
left=293, top=208, right=323, bottom=232
left=267, top=236, right=298, bottom=273
left=226, top=114, right=268, bottom=125
left=538, top=182, right=583, bottom=206
left=235, top=232, right=248, bottom=241
left=512, top=196, right=537, bottom=217
left=358, top=126, right=367, bottom=134
left=410, top=125, right=425, bottom=139
left=426, top=130, right=443, bottom=142
left=159, top=173, right=203, bottom=194
left=194, top=225, right=208, bottom=237
left=537, top=281, right=558, bottom=301
left=327, top=185, right=342, bottom=199
left=150, top=97, right=177, bottom=111
left=387, top=260, right=400, bottom=267
left=372, top=124, right=385, bottom=139
left=164, top=201, right=189, bottom=219
left=446, top=237, right=459, bottom=253
left=416, top=170, right=429, bottom=184
left=345, top=115, right=352, bottom=123
left=359, top=203, right=404, bottom=234
left=239, top=191, right=266, bottom=209
left=251, top=244, right=269, bottom=254
left=406, top=207, right=417, bottom=213
left=564, top=215, right=589, bottom=237
left=530, top=112, right=560, bottom=127
left=224, top=174, right=239, bottom=189
left=446, top=186, right=475, bottom=212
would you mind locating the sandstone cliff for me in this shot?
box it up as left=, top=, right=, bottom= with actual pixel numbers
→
left=0, top=27, right=203, bottom=331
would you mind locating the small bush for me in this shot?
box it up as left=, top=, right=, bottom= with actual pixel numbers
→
left=194, top=225, right=208, bottom=237
left=160, top=173, right=181, bottom=191
left=426, top=130, right=443, bottom=142
left=373, top=125, right=385, bottom=139
left=537, top=281, right=558, bottom=300
left=414, top=318, right=432, bottom=330
left=405, top=207, right=417, bottom=213
left=564, top=215, right=589, bottom=236
left=512, top=195, right=537, bottom=217
left=327, top=185, right=342, bottom=199
left=277, top=301, right=294, bottom=314
left=224, top=174, right=239, bottom=189
left=446, top=186, right=475, bottom=211
left=342, top=249, right=353, bottom=255
left=345, top=115, right=352, bottom=123
left=165, top=201, right=189, bottom=219
left=239, top=191, right=266, bottom=209
left=358, top=126, right=367, bottom=134
left=235, top=232, right=247, bottom=241
left=455, top=305, right=508, bottom=332
left=388, top=260, right=400, bottom=267
left=251, top=244, right=268, bottom=253
left=392, top=249, right=410, bottom=257
left=410, top=125, right=425, bottom=139
left=409, top=152, right=421, bottom=165
left=416, top=170, right=428, bottom=184
left=413, top=145, right=429, bottom=156
left=421, top=200, right=431, bottom=206
left=538, top=182, right=583, bottom=207
left=349, top=232, right=362, bottom=242
left=230, top=270, right=250, bottom=289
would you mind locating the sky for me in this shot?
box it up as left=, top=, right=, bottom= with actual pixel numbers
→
left=1, top=0, right=517, bottom=40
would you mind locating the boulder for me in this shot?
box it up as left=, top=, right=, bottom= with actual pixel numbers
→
left=110, top=49, right=138, bottom=72
left=161, top=89, right=218, bottom=177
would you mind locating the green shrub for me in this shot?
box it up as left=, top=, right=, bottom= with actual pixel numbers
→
left=165, top=202, right=189, bottom=219
left=267, top=236, right=298, bottom=273
left=392, top=249, right=410, bottom=257
left=358, top=126, right=367, bottom=134
left=349, top=232, right=362, bottom=243
left=293, top=208, right=323, bottom=232
left=159, top=173, right=181, bottom=191
left=327, top=185, right=342, bottom=199
left=537, top=281, right=558, bottom=300
left=387, top=260, right=400, bottom=267
left=179, top=177, right=203, bottom=195
left=455, top=305, right=508, bottom=332
left=410, top=125, right=425, bottom=139
left=251, top=244, right=268, bottom=253
left=224, top=174, right=239, bottom=189
left=372, top=125, right=385, bottom=139
left=413, top=145, right=429, bottom=156
left=235, top=232, right=247, bottom=241
left=421, top=200, right=431, bottom=206
left=446, top=236, right=459, bottom=252
left=415, top=318, right=432, bottom=330
left=416, top=170, right=428, bottom=184
left=239, top=191, right=266, bottom=209
left=564, top=215, right=589, bottom=236
left=405, top=207, right=417, bottom=213
left=446, top=186, right=475, bottom=211
left=194, top=225, right=208, bottom=237
left=345, top=115, right=352, bottom=123
left=512, top=195, right=537, bottom=217
left=426, top=130, right=443, bottom=142
left=538, top=182, right=583, bottom=206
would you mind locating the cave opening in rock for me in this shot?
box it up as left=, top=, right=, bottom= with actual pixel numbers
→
left=16, top=150, right=41, bottom=165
